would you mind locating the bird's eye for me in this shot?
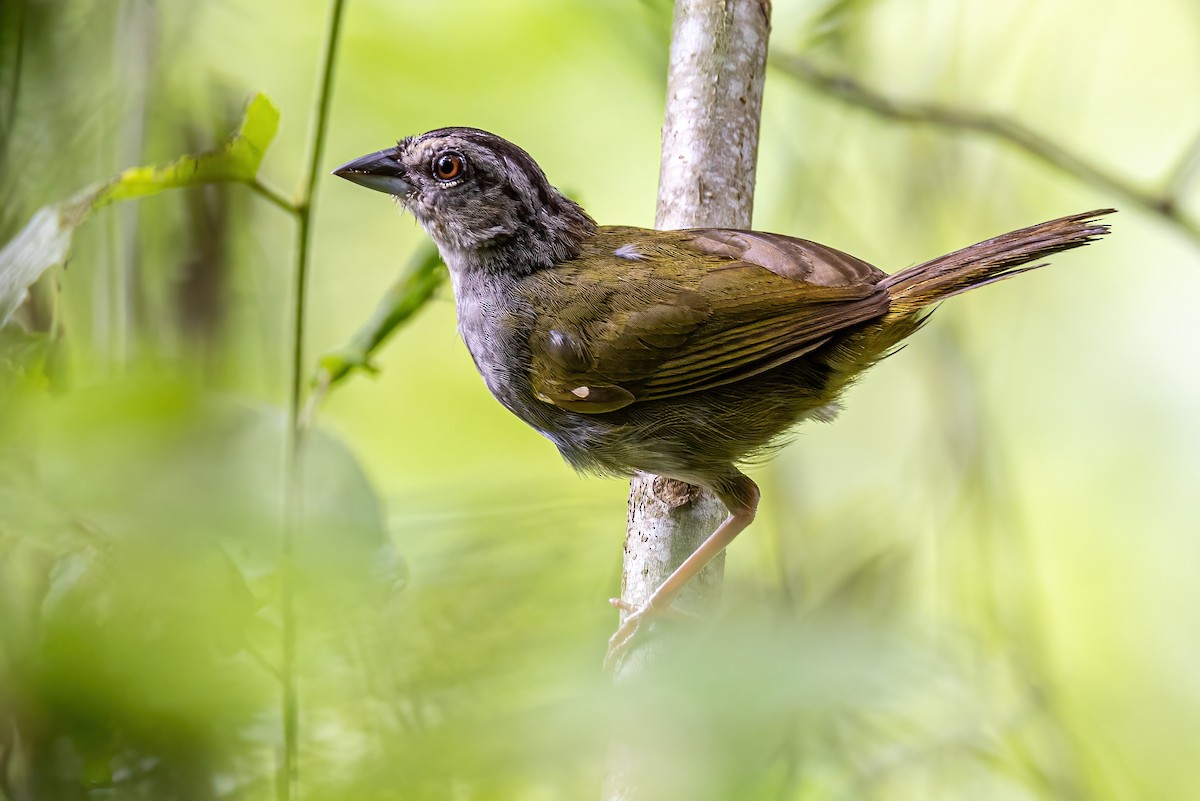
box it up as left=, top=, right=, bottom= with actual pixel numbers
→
left=432, top=152, right=466, bottom=182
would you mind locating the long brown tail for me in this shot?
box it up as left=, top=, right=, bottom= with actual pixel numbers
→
left=882, top=209, right=1115, bottom=318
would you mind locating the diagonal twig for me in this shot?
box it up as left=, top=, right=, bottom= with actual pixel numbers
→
left=771, top=53, right=1200, bottom=247
left=1166, top=127, right=1200, bottom=209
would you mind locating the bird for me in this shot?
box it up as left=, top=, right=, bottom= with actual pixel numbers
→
left=333, top=127, right=1113, bottom=664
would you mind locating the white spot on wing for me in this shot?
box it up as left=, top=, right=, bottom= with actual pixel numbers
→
left=807, top=402, right=842, bottom=423
left=571, top=386, right=591, bottom=398
left=614, top=244, right=646, bottom=261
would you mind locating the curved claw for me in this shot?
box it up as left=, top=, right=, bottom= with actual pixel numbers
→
left=603, top=600, right=709, bottom=669
left=611, top=597, right=704, bottom=622
left=604, top=606, right=648, bottom=669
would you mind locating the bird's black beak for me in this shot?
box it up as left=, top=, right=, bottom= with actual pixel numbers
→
left=332, top=148, right=413, bottom=196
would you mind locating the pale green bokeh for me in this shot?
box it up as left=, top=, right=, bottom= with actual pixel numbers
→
left=1, top=0, right=1198, bottom=798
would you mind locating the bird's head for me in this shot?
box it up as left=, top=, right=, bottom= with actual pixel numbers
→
left=334, top=127, right=596, bottom=275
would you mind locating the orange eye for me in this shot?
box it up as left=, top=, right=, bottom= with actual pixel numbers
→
left=433, top=152, right=465, bottom=181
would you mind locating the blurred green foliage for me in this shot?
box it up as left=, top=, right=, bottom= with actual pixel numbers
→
left=0, top=94, right=278, bottom=327
left=2, top=1, right=1199, bottom=800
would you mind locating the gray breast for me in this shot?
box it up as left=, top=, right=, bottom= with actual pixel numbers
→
left=449, top=269, right=534, bottom=413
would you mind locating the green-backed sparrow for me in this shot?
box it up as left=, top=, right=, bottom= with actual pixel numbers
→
left=334, top=127, right=1113, bottom=663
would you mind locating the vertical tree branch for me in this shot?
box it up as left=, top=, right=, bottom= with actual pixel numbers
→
left=654, top=2, right=770, bottom=231
left=605, top=0, right=770, bottom=796
left=617, top=0, right=771, bottom=665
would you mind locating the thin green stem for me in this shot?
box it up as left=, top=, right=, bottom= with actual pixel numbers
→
left=278, top=1, right=348, bottom=800
left=290, top=0, right=347, bottom=426
left=251, top=178, right=300, bottom=216
left=298, top=0, right=347, bottom=220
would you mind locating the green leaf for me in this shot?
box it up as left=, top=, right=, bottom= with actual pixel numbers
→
left=315, top=242, right=446, bottom=387
left=95, top=92, right=280, bottom=207
left=0, top=92, right=280, bottom=327
left=0, top=190, right=94, bottom=326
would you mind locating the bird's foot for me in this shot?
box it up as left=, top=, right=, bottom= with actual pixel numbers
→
left=604, top=601, right=647, bottom=669
left=603, top=598, right=703, bottom=669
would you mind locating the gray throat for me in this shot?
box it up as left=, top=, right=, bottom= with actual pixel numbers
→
left=432, top=198, right=597, bottom=278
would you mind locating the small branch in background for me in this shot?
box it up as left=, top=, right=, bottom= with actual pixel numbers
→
left=278, top=2, right=348, bottom=801
left=251, top=178, right=300, bottom=215
left=290, top=0, right=348, bottom=427
left=771, top=53, right=1200, bottom=247
left=1165, top=127, right=1200, bottom=211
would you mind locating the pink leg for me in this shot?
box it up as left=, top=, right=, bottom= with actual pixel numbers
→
left=605, top=474, right=760, bottom=667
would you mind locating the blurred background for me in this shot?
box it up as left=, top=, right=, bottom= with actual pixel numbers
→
left=2, top=0, right=1198, bottom=799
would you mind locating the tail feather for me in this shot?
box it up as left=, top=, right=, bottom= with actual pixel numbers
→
left=882, top=209, right=1115, bottom=318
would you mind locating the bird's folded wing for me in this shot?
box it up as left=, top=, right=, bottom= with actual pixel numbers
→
left=527, top=228, right=891, bottom=414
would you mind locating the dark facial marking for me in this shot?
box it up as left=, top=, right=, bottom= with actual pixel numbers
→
left=392, top=127, right=598, bottom=275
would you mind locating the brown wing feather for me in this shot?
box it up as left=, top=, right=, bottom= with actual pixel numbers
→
left=687, top=229, right=886, bottom=287
left=526, top=227, right=889, bottom=413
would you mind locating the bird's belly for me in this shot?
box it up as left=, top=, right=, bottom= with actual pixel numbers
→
left=455, top=311, right=625, bottom=474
